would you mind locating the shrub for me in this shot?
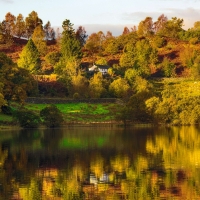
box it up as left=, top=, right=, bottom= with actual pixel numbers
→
left=40, top=104, right=63, bottom=127
left=189, top=37, right=198, bottom=45
left=1, top=105, right=13, bottom=115
left=13, top=109, right=41, bottom=128
left=73, top=92, right=80, bottom=99
left=153, top=36, right=167, bottom=48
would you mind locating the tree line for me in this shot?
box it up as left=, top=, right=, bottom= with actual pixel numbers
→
left=1, top=11, right=200, bottom=125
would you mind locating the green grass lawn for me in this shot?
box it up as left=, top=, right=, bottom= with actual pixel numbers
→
left=0, top=113, right=13, bottom=122
left=24, top=103, right=120, bottom=123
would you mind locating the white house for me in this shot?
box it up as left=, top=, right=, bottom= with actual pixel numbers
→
left=88, top=64, right=110, bottom=75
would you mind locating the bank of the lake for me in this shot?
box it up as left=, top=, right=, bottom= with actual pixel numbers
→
left=0, top=101, right=124, bottom=128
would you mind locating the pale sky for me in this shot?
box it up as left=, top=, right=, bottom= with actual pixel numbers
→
left=1, top=0, right=200, bottom=36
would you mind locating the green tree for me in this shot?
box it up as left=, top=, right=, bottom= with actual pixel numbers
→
left=0, top=83, right=6, bottom=111
left=71, top=72, right=89, bottom=98
left=160, top=57, right=175, bottom=77
left=95, top=57, right=108, bottom=65
left=13, top=109, right=41, bottom=128
left=158, top=17, right=184, bottom=38
left=89, top=72, right=105, bottom=98
left=120, top=39, right=158, bottom=77
left=44, top=51, right=61, bottom=68
left=32, top=24, right=47, bottom=55
left=0, top=53, right=36, bottom=105
left=55, top=19, right=82, bottom=77
left=40, top=104, right=63, bottom=127
left=109, top=77, right=130, bottom=98
left=17, top=39, right=40, bottom=73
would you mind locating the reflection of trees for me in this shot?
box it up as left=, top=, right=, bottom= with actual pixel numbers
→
left=146, top=126, right=200, bottom=199
left=1, top=127, right=200, bottom=199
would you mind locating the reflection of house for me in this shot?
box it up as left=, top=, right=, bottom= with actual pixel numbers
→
left=88, top=64, right=110, bottom=75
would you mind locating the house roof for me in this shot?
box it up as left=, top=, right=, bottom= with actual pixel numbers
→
left=93, top=64, right=110, bottom=69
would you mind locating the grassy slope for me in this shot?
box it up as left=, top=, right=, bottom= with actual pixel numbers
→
left=25, top=102, right=121, bottom=123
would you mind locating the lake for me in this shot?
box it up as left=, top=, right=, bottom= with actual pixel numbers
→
left=0, top=125, right=200, bottom=199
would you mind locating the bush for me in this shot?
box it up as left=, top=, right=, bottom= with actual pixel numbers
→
left=189, top=37, right=199, bottom=45
left=40, top=104, right=63, bottom=127
left=73, top=93, right=80, bottom=99
left=153, top=36, right=167, bottom=48
left=13, top=109, right=41, bottom=128
left=1, top=105, right=13, bottom=115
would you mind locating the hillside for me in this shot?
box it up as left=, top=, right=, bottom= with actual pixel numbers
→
left=0, top=36, right=197, bottom=78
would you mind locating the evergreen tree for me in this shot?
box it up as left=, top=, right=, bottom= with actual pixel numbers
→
left=32, top=24, right=47, bottom=55
left=61, top=19, right=82, bottom=60
left=17, top=39, right=40, bottom=73
left=55, top=19, right=82, bottom=77
left=25, top=11, right=42, bottom=38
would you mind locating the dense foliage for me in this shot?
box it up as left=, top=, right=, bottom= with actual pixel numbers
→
left=1, top=11, right=200, bottom=125
left=40, top=104, right=63, bottom=127
left=13, top=109, right=41, bottom=128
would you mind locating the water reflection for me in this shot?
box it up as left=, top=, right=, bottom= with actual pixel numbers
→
left=0, top=126, right=200, bottom=199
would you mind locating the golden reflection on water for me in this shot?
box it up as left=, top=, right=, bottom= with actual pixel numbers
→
left=1, top=126, right=200, bottom=199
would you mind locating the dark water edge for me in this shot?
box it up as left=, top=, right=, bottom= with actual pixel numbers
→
left=0, top=126, right=200, bottom=199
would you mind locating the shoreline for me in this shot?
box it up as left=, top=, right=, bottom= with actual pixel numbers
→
left=0, top=121, right=161, bottom=130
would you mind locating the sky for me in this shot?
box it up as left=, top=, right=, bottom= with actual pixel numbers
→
left=1, top=0, right=200, bottom=36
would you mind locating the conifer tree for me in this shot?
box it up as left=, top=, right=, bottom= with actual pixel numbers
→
left=55, top=19, right=82, bottom=76
left=32, top=24, right=47, bottom=55
left=17, top=39, right=40, bottom=73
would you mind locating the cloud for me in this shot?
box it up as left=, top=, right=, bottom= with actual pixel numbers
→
left=121, top=8, right=200, bottom=29
left=165, top=8, right=200, bottom=29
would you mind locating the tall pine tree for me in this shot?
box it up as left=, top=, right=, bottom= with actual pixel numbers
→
left=55, top=19, right=82, bottom=76
left=17, top=39, right=40, bottom=73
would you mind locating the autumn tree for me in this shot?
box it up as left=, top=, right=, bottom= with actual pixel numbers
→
left=14, top=14, right=26, bottom=38
left=25, top=11, right=42, bottom=38
left=160, top=57, right=175, bottom=77
left=137, top=17, right=154, bottom=37
left=1, top=53, right=37, bottom=104
left=44, top=51, right=61, bottom=68
left=95, top=57, right=108, bottom=65
left=158, top=17, right=184, bottom=38
left=43, top=21, right=55, bottom=40
left=85, top=31, right=105, bottom=57
left=122, top=27, right=130, bottom=35
left=102, top=31, right=119, bottom=55
left=71, top=72, right=89, bottom=98
left=0, top=22, right=5, bottom=43
left=17, top=39, right=40, bottom=73
left=109, top=77, right=130, bottom=98
left=76, top=26, right=88, bottom=47
left=1, top=12, right=16, bottom=44
left=89, top=72, right=105, bottom=98
left=153, top=14, right=168, bottom=34
left=32, top=24, right=47, bottom=55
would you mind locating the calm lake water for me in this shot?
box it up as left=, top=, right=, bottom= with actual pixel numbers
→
left=0, top=126, right=200, bottom=199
